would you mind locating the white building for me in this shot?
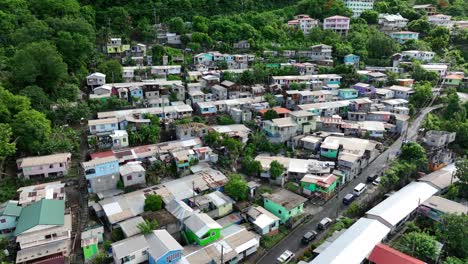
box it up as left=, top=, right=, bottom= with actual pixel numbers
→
left=378, top=13, right=408, bottom=31
left=119, top=162, right=146, bottom=187
left=86, top=72, right=106, bottom=87
left=421, top=64, right=448, bottom=77
left=310, top=218, right=391, bottom=264
left=428, top=14, right=453, bottom=28
left=401, top=50, right=435, bottom=62
left=343, top=0, right=374, bottom=17
left=287, top=14, right=319, bottom=34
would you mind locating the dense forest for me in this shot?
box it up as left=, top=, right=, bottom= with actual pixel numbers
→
left=0, top=0, right=467, bottom=158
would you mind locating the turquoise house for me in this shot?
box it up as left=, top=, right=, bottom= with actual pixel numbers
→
left=390, top=31, right=419, bottom=44
left=338, top=88, right=359, bottom=99
left=129, top=86, right=144, bottom=100
left=0, top=201, right=22, bottom=238
left=300, top=174, right=339, bottom=199
left=344, top=54, right=360, bottom=67
left=263, top=189, right=308, bottom=224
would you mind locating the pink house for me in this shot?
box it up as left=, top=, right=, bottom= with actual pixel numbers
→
left=17, top=153, right=72, bottom=179
left=323, top=15, right=350, bottom=36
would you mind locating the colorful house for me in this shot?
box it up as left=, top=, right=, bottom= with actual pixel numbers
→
left=443, top=74, right=464, bottom=88
left=320, top=138, right=340, bottom=159
left=81, top=225, right=104, bottom=261
left=344, top=54, right=360, bottom=67
left=338, top=88, right=359, bottom=99
left=16, top=153, right=72, bottom=180
left=418, top=196, right=468, bottom=222
left=0, top=201, right=21, bottom=238
left=263, top=189, right=308, bottom=224
left=147, top=230, right=184, bottom=264
left=82, top=156, right=120, bottom=193
left=15, top=199, right=71, bottom=264
left=184, top=213, right=222, bottom=246
left=300, top=174, right=339, bottom=199
left=389, top=31, right=419, bottom=44
left=352, top=83, right=375, bottom=97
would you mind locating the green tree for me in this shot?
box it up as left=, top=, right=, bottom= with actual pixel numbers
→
left=144, top=194, right=163, bottom=212
left=410, top=83, right=433, bottom=108
left=18, top=86, right=51, bottom=112
left=217, top=115, right=235, bottom=125
left=168, top=17, right=185, bottom=34
left=437, top=214, right=468, bottom=259
left=360, top=10, right=378, bottom=24
left=137, top=219, right=159, bottom=234
left=264, top=93, right=277, bottom=108
left=204, top=131, right=222, bottom=147
left=269, top=160, right=285, bottom=180
left=12, top=109, right=51, bottom=154
left=242, top=156, right=262, bottom=176
left=400, top=142, right=427, bottom=170
left=443, top=257, right=467, bottom=264
left=263, top=109, right=279, bottom=120
left=0, top=124, right=16, bottom=162
left=454, top=158, right=468, bottom=199
left=224, top=174, right=249, bottom=201
left=10, top=41, right=68, bottom=94
left=98, top=60, right=123, bottom=83
left=395, top=232, right=438, bottom=262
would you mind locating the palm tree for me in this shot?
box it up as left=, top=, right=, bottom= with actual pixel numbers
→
left=137, top=219, right=159, bottom=235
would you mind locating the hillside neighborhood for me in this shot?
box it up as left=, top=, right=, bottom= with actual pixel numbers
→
left=0, top=0, right=467, bottom=264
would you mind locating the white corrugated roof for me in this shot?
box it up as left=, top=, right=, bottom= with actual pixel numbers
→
left=310, top=218, right=390, bottom=264
left=366, top=182, right=438, bottom=227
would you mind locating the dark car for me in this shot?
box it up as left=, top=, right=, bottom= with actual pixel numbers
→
left=367, top=174, right=378, bottom=183
left=302, top=231, right=318, bottom=244
left=342, top=193, right=356, bottom=205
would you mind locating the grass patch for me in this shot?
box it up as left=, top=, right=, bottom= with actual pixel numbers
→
left=285, top=182, right=300, bottom=193
left=260, top=226, right=290, bottom=249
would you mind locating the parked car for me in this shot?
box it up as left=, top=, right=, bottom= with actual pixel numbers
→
left=342, top=193, right=356, bottom=205
left=277, top=250, right=295, bottom=263
left=317, top=217, right=333, bottom=231
left=372, top=177, right=381, bottom=186
left=367, top=174, right=378, bottom=183
left=353, top=183, right=367, bottom=197
left=302, top=231, right=318, bottom=244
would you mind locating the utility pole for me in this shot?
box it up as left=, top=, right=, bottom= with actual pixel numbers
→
left=220, top=244, right=224, bottom=264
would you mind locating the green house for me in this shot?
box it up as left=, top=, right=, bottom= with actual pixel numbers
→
left=15, top=199, right=65, bottom=236
left=320, top=139, right=340, bottom=159
left=338, top=88, right=359, bottom=99
left=300, top=174, right=339, bottom=199
left=263, top=189, right=308, bottom=224
left=184, top=213, right=222, bottom=246
left=0, top=201, right=22, bottom=238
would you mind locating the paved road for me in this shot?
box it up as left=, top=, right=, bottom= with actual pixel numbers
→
left=256, top=105, right=441, bottom=264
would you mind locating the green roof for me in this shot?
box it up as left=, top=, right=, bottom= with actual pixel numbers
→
left=0, top=201, right=22, bottom=217
left=15, top=199, right=65, bottom=235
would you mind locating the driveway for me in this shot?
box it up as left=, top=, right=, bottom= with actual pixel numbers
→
left=255, top=105, right=441, bottom=264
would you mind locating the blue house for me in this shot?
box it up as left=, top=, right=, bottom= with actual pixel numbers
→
left=82, top=156, right=120, bottom=193
left=147, top=230, right=183, bottom=264
left=88, top=118, right=119, bottom=135
left=344, top=54, right=360, bottom=67
left=196, top=102, right=217, bottom=116
left=0, top=201, right=22, bottom=238
left=129, top=86, right=144, bottom=100
left=338, top=88, right=359, bottom=99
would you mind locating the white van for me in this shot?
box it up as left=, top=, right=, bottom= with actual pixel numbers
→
left=353, top=183, right=367, bottom=196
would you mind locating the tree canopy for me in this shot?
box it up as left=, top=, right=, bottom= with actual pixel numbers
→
left=224, top=174, right=249, bottom=201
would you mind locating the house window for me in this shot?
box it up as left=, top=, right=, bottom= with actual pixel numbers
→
left=127, top=175, right=132, bottom=181
left=278, top=210, right=282, bottom=214
left=60, top=163, right=64, bottom=167
left=0, top=219, right=5, bottom=223
left=49, top=164, right=54, bottom=168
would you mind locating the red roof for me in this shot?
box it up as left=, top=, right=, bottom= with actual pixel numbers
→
left=258, top=107, right=291, bottom=116
left=90, top=151, right=114, bottom=160
left=368, top=244, right=426, bottom=264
